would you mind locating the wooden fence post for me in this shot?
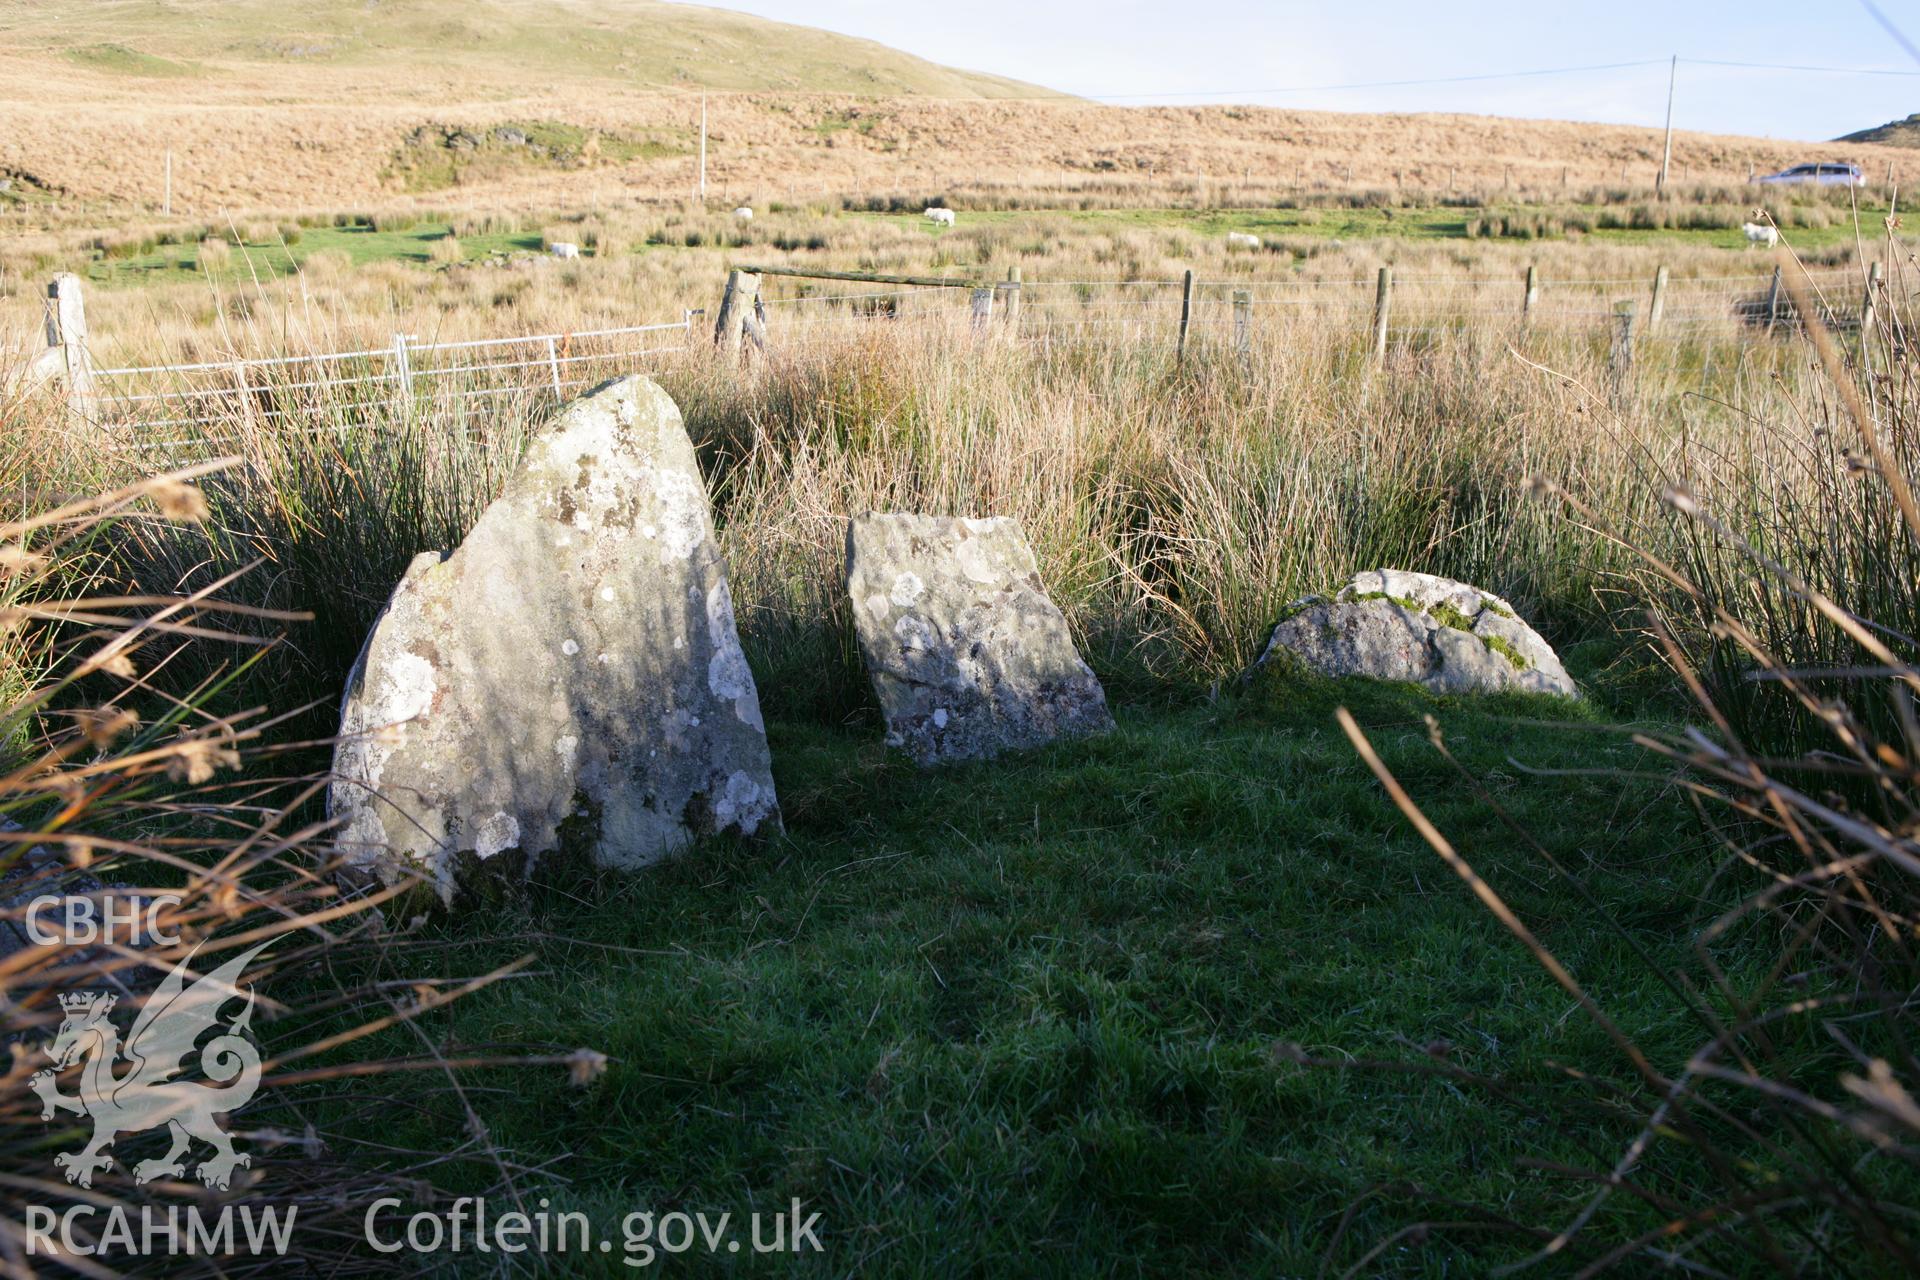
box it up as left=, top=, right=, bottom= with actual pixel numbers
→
left=1764, top=265, right=1783, bottom=333
left=1370, top=266, right=1392, bottom=363
left=1001, top=265, right=1022, bottom=328
left=1648, top=264, right=1669, bottom=331
left=46, top=274, right=96, bottom=421
left=1232, top=289, right=1251, bottom=364
left=713, top=269, right=760, bottom=352
left=1609, top=301, right=1636, bottom=410
left=970, top=287, right=993, bottom=334
left=1521, top=264, right=1538, bottom=330
left=1176, top=268, right=1195, bottom=365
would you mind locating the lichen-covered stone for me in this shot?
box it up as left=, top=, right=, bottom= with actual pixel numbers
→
left=1257, top=568, right=1576, bottom=698
left=846, top=513, right=1114, bottom=765
left=328, top=376, right=779, bottom=901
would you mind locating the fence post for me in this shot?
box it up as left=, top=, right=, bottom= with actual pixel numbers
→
left=1177, top=268, right=1195, bottom=365
left=1001, top=265, right=1022, bottom=329
left=970, top=286, right=993, bottom=334
left=1764, top=265, right=1783, bottom=333
left=1609, top=301, right=1636, bottom=410
left=390, top=332, right=413, bottom=414
left=1232, top=289, right=1251, bottom=361
left=46, top=274, right=96, bottom=422
left=1648, top=264, right=1669, bottom=331
left=713, top=268, right=760, bottom=352
left=1521, top=263, right=1538, bottom=330
left=545, top=336, right=564, bottom=398
left=1370, top=266, right=1392, bottom=363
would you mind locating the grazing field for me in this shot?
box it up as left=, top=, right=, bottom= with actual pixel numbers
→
left=8, top=201, right=1920, bottom=1271
left=4, top=5, right=1919, bottom=1273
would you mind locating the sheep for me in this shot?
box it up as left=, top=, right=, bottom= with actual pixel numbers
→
left=1742, top=222, right=1778, bottom=249
left=924, top=207, right=956, bottom=227
left=548, top=241, right=581, bottom=260
left=734, top=207, right=754, bottom=222
left=1225, top=231, right=1262, bottom=250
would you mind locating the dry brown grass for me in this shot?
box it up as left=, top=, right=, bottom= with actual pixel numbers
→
left=1, top=54, right=1909, bottom=217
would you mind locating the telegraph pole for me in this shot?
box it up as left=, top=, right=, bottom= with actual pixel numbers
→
left=698, top=95, right=707, bottom=203
left=1657, top=55, right=1676, bottom=197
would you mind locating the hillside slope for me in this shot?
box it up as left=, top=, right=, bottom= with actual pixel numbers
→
left=0, top=0, right=1063, bottom=98
left=1840, top=113, right=1920, bottom=148
left=0, top=1, right=1910, bottom=215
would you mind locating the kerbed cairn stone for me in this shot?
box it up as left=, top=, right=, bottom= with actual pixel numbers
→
left=846, top=513, right=1115, bottom=765
left=1257, top=568, right=1576, bottom=698
left=328, top=376, right=779, bottom=900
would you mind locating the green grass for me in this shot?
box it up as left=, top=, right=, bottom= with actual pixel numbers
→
left=75, top=197, right=1889, bottom=290
left=856, top=204, right=1896, bottom=251
left=314, top=665, right=1818, bottom=1276
left=61, top=42, right=202, bottom=77
left=89, top=222, right=549, bottom=285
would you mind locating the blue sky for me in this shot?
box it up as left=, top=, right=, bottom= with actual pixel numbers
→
left=703, top=1, right=1920, bottom=141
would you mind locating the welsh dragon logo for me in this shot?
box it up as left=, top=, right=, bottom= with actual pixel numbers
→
left=29, top=941, right=271, bottom=1190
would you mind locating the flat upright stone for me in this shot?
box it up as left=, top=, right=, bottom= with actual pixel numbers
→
left=846, top=513, right=1114, bottom=765
left=1257, top=568, right=1576, bottom=697
left=329, top=376, right=779, bottom=900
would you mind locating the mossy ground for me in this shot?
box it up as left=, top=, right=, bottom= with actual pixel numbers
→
left=304, top=663, right=1847, bottom=1276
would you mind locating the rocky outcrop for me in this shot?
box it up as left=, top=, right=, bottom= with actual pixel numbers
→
left=328, top=376, right=779, bottom=901
left=1257, top=569, right=1576, bottom=698
left=846, top=513, right=1115, bottom=764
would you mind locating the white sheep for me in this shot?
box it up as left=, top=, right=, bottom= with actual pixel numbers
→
left=734, top=207, right=754, bottom=222
left=924, top=207, right=956, bottom=227
left=548, top=241, right=581, bottom=260
left=1742, top=222, right=1778, bottom=248
left=1225, top=232, right=1262, bottom=250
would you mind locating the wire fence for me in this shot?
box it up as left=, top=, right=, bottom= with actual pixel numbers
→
left=83, top=317, right=697, bottom=451
left=747, top=263, right=1872, bottom=353
left=26, top=260, right=1881, bottom=450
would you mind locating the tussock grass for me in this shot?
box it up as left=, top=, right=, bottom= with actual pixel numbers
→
left=0, top=468, right=602, bottom=1274
left=4, top=212, right=1915, bottom=1272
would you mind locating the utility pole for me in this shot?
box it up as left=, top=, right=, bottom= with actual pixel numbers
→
left=1657, top=55, right=1676, bottom=197
left=698, top=95, right=707, bottom=203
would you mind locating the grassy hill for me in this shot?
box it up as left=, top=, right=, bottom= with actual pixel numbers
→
left=1840, top=112, right=1920, bottom=148
left=0, top=1, right=1913, bottom=216
left=0, top=0, right=1064, bottom=97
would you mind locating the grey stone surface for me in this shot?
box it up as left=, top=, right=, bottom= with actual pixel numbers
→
left=328, top=376, right=779, bottom=901
left=846, top=513, right=1114, bottom=765
left=1257, top=568, right=1576, bottom=698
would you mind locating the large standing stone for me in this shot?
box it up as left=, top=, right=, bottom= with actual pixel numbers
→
left=329, top=376, right=779, bottom=900
left=1257, top=568, right=1576, bottom=697
left=846, top=513, right=1115, bottom=765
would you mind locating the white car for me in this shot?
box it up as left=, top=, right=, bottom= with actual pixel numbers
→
left=1752, top=162, right=1864, bottom=187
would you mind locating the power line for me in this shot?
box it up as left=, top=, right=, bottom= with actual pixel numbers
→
left=1681, top=57, right=1920, bottom=77
left=1063, top=56, right=1920, bottom=105
left=1078, top=59, right=1669, bottom=102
